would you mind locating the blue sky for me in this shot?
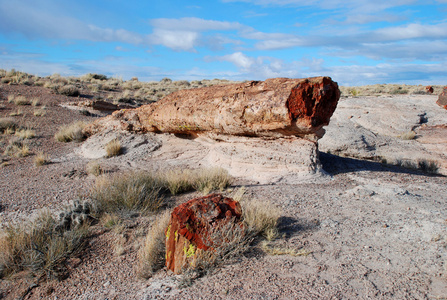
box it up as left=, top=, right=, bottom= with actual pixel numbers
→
left=1, top=0, right=446, bottom=85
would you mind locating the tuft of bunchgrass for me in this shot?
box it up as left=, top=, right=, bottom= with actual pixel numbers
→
left=191, top=167, right=232, bottom=194
left=163, top=169, right=194, bottom=195
left=13, top=95, right=31, bottom=106
left=54, top=121, right=87, bottom=142
left=86, top=160, right=103, bottom=176
left=0, top=210, right=88, bottom=279
left=400, top=131, right=416, bottom=140
left=14, top=128, right=35, bottom=139
left=31, top=98, right=40, bottom=106
left=9, top=109, right=23, bottom=116
left=105, top=138, right=122, bottom=157
left=57, top=85, right=80, bottom=97
left=0, top=118, right=17, bottom=133
left=137, top=210, right=171, bottom=279
left=34, top=108, right=46, bottom=117
left=240, top=198, right=282, bottom=240
left=90, top=171, right=165, bottom=215
left=3, top=138, right=29, bottom=157
left=34, top=152, right=50, bottom=166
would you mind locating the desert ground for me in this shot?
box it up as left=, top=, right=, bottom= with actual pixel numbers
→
left=0, top=71, right=446, bottom=299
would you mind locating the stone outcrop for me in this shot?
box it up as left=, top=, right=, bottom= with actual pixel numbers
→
left=165, top=194, right=243, bottom=274
left=84, top=77, right=340, bottom=140
left=437, top=87, right=447, bottom=110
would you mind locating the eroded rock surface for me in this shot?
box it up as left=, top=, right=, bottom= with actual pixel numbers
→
left=84, top=77, right=339, bottom=139
left=165, top=194, right=243, bottom=274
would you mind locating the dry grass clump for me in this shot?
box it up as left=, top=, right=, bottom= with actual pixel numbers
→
left=0, top=210, right=88, bottom=279
left=31, top=97, right=40, bottom=106
left=162, top=169, right=194, bottom=195
left=86, top=160, right=103, bottom=176
left=54, top=121, right=87, bottom=142
left=161, top=167, right=232, bottom=195
left=14, top=128, right=35, bottom=139
left=239, top=197, right=282, bottom=240
left=34, top=152, right=50, bottom=166
left=105, top=138, right=122, bottom=157
left=57, top=85, right=80, bottom=97
left=9, top=109, right=23, bottom=116
left=12, top=96, right=31, bottom=106
left=191, top=167, right=232, bottom=194
left=34, top=108, right=46, bottom=117
left=400, top=131, right=416, bottom=140
left=3, top=138, right=29, bottom=157
left=0, top=118, right=17, bottom=133
left=90, top=171, right=165, bottom=215
left=137, top=210, right=171, bottom=279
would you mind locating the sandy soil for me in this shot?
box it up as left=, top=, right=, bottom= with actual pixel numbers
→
left=0, top=83, right=446, bottom=299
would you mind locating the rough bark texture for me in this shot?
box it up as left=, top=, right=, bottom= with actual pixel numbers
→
left=84, top=77, right=340, bottom=139
left=437, top=87, right=447, bottom=110
left=165, top=194, right=242, bottom=274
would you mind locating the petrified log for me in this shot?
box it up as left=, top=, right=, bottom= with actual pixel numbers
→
left=437, top=87, right=447, bottom=110
left=165, top=194, right=243, bottom=274
left=84, top=77, right=340, bottom=139
left=425, top=86, right=434, bottom=94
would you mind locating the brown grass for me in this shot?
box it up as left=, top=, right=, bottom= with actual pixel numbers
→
left=3, top=138, right=30, bottom=157
left=54, top=121, right=87, bottom=142
left=105, top=138, right=122, bottom=157
left=137, top=210, right=171, bottom=279
left=14, top=128, right=35, bottom=139
left=34, top=152, right=50, bottom=166
left=0, top=210, right=88, bottom=279
left=0, top=118, right=17, bottom=133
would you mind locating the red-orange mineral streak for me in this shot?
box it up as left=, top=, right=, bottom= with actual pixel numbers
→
left=165, top=194, right=242, bottom=273
left=437, top=87, right=447, bottom=110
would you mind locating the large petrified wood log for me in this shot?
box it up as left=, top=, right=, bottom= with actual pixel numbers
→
left=165, top=194, right=243, bottom=274
left=84, top=76, right=340, bottom=139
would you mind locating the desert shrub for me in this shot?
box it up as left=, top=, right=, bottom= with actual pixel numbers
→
left=191, top=167, right=232, bottom=194
left=105, top=138, right=122, bottom=157
left=137, top=210, right=171, bottom=279
left=160, top=77, right=172, bottom=84
left=15, top=128, right=35, bottom=139
left=34, top=152, right=50, bottom=166
left=57, top=85, right=80, bottom=97
left=240, top=197, right=282, bottom=240
left=54, top=121, right=87, bottom=142
left=90, top=171, right=165, bottom=215
left=31, top=97, right=40, bottom=106
left=82, top=73, right=108, bottom=81
left=0, top=210, right=88, bottom=279
left=34, top=108, right=46, bottom=117
left=0, top=118, right=17, bottom=133
left=3, top=138, right=29, bottom=157
left=100, top=213, right=121, bottom=228
left=390, top=87, right=409, bottom=94
left=7, top=95, right=15, bottom=103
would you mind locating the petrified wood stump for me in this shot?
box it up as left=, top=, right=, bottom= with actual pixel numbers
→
left=84, top=76, right=340, bottom=139
left=165, top=194, right=242, bottom=274
left=437, top=87, right=447, bottom=110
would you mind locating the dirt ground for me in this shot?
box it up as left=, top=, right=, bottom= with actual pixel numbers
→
left=0, top=83, right=446, bottom=299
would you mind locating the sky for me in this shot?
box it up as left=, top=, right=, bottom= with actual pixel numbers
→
left=0, top=0, right=447, bottom=86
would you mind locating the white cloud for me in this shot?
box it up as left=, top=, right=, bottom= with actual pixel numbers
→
left=149, top=17, right=243, bottom=32
left=149, top=29, right=199, bottom=51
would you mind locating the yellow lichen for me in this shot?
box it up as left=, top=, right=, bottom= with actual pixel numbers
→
left=174, top=230, right=178, bottom=242
left=183, top=243, right=196, bottom=258
left=166, top=225, right=171, bottom=238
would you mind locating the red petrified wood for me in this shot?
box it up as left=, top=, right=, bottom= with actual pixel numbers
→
left=165, top=194, right=242, bottom=274
left=425, top=86, right=434, bottom=94
left=437, top=87, right=447, bottom=110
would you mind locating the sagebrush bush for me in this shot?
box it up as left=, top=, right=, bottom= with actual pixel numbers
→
left=0, top=210, right=88, bottom=279
left=137, top=210, right=171, bottom=279
left=54, top=121, right=87, bottom=142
